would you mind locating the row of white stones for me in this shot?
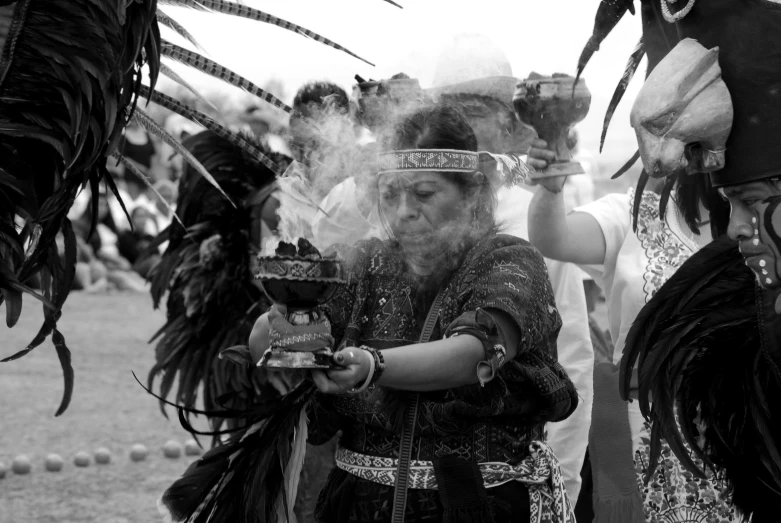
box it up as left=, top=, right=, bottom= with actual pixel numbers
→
left=0, top=439, right=202, bottom=477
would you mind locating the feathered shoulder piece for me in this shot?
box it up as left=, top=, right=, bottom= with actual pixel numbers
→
left=0, top=0, right=399, bottom=415
left=621, top=238, right=781, bottom=518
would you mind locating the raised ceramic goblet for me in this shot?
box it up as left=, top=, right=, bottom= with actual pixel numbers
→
left=513, top=73, right=591, bottom=177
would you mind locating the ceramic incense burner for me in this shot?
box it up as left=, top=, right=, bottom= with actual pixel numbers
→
left=513, top=73, right=591, bottom=177
left=254, top=239, right=345, bottom=369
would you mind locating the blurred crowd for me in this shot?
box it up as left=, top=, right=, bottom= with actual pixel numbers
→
left=63, top=82, right=294, bottom=293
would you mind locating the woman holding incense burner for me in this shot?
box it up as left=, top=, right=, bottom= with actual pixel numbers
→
left=250, top=104, right=577, bottom=523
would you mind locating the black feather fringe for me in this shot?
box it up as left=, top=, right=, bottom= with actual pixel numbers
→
left=622, top=239, right=781, bottom=518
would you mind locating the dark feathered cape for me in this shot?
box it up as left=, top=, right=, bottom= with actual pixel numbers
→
left=621, top=239, right=781, bottom=520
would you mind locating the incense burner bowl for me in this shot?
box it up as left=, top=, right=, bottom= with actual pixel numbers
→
left=513, top=74, right=591, bottom=177
left=254, top=249, right=345, bottom=369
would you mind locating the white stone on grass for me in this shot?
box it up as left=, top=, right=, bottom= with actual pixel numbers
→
left=130, top=444, right=149, bottom=462
left=12, top=456, right=31, bottom=475
left=45, top=454, right=64, bottom=472
left=163, top=440, right=182, bottom=459
left=74, top=451, right=91, bottom=467
left=95, top=447, right=111, bottom=465
left=184, top=439, right=202, bottom=456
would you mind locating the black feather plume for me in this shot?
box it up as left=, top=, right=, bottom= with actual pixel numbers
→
left=159, top=381, right=316, bottom=523
left=631, top=169, right=648, bottom=232
left=622, top=239, right=781, bottom=518
left=610, top=150, right=640, bottom=180
left=601, top=37, right=644, bottom=152
left=575, top=0, right=636, bottom=83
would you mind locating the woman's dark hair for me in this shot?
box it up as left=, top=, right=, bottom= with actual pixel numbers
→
left=388, top=102, right=478, bottom=151
left=384, top=103, right=497, bottom=233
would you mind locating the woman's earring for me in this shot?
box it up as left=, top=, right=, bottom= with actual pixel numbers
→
left=472, top=207, right=479, bottom=229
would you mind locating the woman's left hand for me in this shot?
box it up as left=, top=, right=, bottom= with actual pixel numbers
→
left=311, top=348, right=372, bottom=394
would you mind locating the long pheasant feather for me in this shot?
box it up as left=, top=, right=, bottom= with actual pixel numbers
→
left=131, top=107, right=235, bottom=207
left=160, top=41, right=292, bottom=113
left=158, top=0, right=374, bottom=65
left=138, top=85, right=281, bottom=175
left=601, top=37, right=645, bottom=152
left=156, top=10, right=204, bottom=51
left=158, top=62, right=218, bottom=112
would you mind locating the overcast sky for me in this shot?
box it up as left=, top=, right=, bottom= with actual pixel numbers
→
left=163, top=0, right=645, bottom=164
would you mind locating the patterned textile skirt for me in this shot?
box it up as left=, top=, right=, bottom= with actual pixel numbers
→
left=635, top=421, right=737, bottom=523
left=314, top=468, right=531, bottom=523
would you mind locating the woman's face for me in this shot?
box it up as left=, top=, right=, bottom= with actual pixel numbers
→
left=378, top=171, right=474, bottom=257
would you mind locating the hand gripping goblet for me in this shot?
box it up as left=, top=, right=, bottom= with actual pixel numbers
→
left=513, top=73, right=591, bottom=177
left=254, top=240, right=346, bottom=369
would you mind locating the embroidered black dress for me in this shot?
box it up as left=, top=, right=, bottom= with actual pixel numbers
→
left=310, top=234, right=577, bottom=522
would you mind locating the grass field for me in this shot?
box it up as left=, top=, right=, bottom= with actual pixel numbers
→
left=0, top=292, right=204, bottom=523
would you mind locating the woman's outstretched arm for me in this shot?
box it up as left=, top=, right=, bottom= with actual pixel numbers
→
left=312, top=309, right=520, bottom=394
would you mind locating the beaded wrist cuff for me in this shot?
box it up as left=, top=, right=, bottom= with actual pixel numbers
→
left=363, top=346, right=385, bottom=385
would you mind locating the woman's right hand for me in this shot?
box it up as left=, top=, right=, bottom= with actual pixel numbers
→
left=526, top=139, right=567, bottom=194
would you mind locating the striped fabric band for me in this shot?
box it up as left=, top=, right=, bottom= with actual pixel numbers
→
left=376, top=149, right=532, bottom=188
left=378, top=149, right=479, bottom=174
left=335, top=442, right=576, bottom=523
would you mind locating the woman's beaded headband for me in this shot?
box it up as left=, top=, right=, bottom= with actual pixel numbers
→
left=377, top=148, right=531, bottom=187
left=377, top=149, right=479, bottom=174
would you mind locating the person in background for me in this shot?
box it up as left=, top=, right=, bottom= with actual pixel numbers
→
left=117, top=205, right=160, bottom=278
left=122, top=118, right=157, bottom=177
left=275, top=81, right=363, bottom=244
left=71, top=188, right=147, bottom=292
left=562, top=129, right=600, bottom=314
left=526, top=139, right=734, bottom=521
left=68, top=233, right=110, bottom=293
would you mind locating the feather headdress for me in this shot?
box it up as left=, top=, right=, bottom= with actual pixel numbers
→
left=621, top=239, right=781, bottom=519
left=0, top=0, right=398, bottom=415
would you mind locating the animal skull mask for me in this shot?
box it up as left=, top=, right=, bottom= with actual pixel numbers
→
left=631, top=39, right=733, bottom=178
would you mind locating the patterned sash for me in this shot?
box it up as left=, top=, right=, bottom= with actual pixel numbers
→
left=336, top=442, right=575, bottom=523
